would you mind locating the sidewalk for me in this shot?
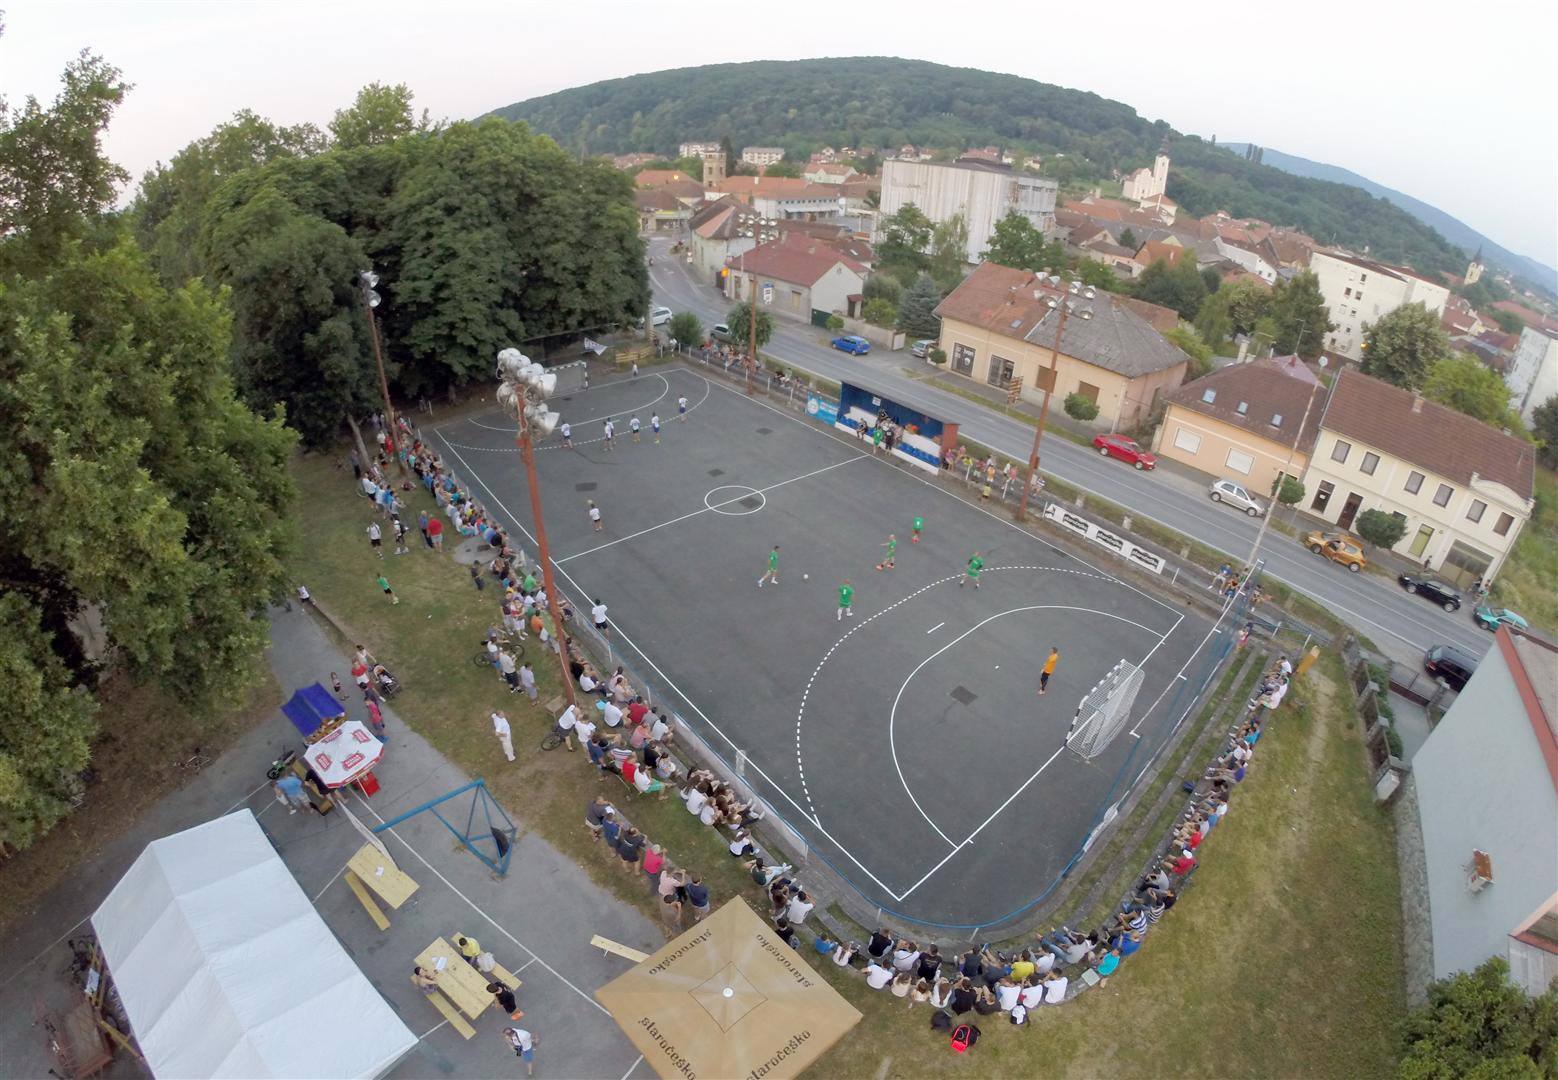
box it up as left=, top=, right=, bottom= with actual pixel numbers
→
left=0, top=608, right=657, bottom=1080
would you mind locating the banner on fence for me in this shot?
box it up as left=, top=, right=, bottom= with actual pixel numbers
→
left=805, top=394, right=840, bottom=425
left=1042, top=503, right=1167, bottom=575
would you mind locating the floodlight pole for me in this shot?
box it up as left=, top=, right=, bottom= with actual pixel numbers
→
left=359, top=275, right=406, bottom=476
left=1016, top=292, right=1072, bottom=523
left=1243, top=378, right=1322, bottom=575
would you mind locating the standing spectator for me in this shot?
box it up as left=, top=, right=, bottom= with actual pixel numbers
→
left=585, top=796, right=610, bottom=842
left=365, top=697, right=387, bottom=742
left=587, top=500, right=603, bottom=532
left=600, top=809, right=621, bottom=850
left=427, top=515, right=444, bottom=550
left=518, top=662, right=538, bottom=703
left=273, top=773, right=309, bottom=813
left=684, top=874, right=710, bottom=921
left=418, top=509, right=431, bottom=548
left=392, top=516, right=409, bottom=555
left=1210, top=563, right=1231, bottom=591
left=498, top=649, right=519, bottom=693
left=296, top=584, right=314, bottom=607
left=659, top=892, right=683, bottom=937
left=641, top=843, right=665, bottom=891
left=591, top=598, right=609, bottom=638
left=366, top=521, right=384, bottom=559
left=617, top=827, right=645, bottom=874
left=501, top=1027, right=536, bottom=1077
left=469, top=564, right=486, bottom=594
left=491, top=710, right=514, bottom=762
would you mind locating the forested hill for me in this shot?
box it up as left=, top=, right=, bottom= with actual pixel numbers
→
left=490, top=57, right=1468, bottom=275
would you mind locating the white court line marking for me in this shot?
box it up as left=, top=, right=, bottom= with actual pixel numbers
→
left=926, top=622, right=945, bottom=634
left=702, top=378, right=1181, bottom=619
left=885, top=600, right=1164, bottom=848
left=442, top=371, right=710, bottom=453
left=620, top=1053, right=646, bottom=1080
left=557, top=455, right=867, bottom=564
left=434, top=434, right=909, bottom=901
left=352, top=792, right=612, bottom=1016
left=463, top=373, right=670, bottom=432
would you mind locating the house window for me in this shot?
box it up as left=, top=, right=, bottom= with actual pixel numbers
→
left=1225, top=448, right=1254, bottom=475
left=1271, top=413, right=1284, bottom=428
left=1344, top=287, right=1352, bottom=298
left=1331, top=439, right=1351, bottom=464
left=790, top=289, right=802, bottom=311
left=1494, top=512, right=1514, bottom=536
left=1173, top=427, right=1202, bottom=454
left=1404, top=470, right=1424, bottom=494
left=1311, top=480, right=1334, bottom=513
left=986, top=355, right=1015, bottom=387
left=1076, top=381, right=1100, bottom=403
left=1467, top=499, right=1487, bottom=524
left=1360, top=273, right=1367, bottom=283
left=951, top=343, right=976, bottom=375
left=1201, top=388, right=1217, bottom=404
left=1236, top=401, right=1249, bottom=415
left=1433, top=483, right=1453, bottom=507
left=1360, top=452, right=1379, bottom=476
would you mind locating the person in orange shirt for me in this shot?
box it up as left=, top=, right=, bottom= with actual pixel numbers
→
left=1038, top=648, right=1059, bottom=695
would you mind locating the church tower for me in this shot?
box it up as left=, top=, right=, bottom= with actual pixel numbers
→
left=1465, top=245, right=1484, bottom=286
left=1151, top=152, right=1169, bottom=197
left=702, top=151, right=727, bottom=188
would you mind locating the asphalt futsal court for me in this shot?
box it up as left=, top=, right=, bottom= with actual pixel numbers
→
left=436, top=365, right=1217, bottom=927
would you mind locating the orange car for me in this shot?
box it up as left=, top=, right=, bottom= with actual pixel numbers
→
left=1303, top=530, right=1366, bottom=572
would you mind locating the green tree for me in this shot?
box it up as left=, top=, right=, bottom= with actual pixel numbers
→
left=1118, top=227, right=1137, bottom=251
left=862, top=297, right=896, bottom=326
left=1133, top=258, right=1207, bottom=319
left=1355, top=508, right=1408, bottom=550
left=1165, top=325, right=1214, bottom=379
left=1200, top=266, right=1222, bottom=295
left=930, top=211, right=969, bottom=284
left=878, top=203, right=933, bottom=261
left=1063, top=392, right=1100, bottom=421
left=1490, top=309, right=1524, bottom=335
left=720, top=134, right=736, bottom=178
left=1533, top=397, right=1558, bottom=470
left=1274, top=474, right=1305, bottom=507
left=1075, top=258, right=1125, bottom=292
left=1362, top=303, right=1453, bottom=390
left=863, top=274, right=902, bottom=308
left=0, top=49, right=130, bottom=273
left=761, top=160, right=801, bottom=178
left=726, top=303, right=774, bottom=350
left=1422, top=354, right=1517, bottom=427
left=1269, top=270, right=1334, bottom=358
left=1400, top=956, right=1557, bottom=1079
left=329, top=82, right=425, bottom=149
left=897, top=273, right=944, bottom=338
left=824, top=314, right=844, bottom=333
left=984, top=212, right=1045, bottom=268
left=668, top=311, right=701, bottom=348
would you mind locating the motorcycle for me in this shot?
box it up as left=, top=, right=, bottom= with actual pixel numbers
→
left=266, top=748, right=299, bottom=781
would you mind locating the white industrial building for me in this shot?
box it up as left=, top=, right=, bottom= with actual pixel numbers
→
left=1309, top=249, right=1450, bottom=361
left=879, top=157, right=1058, bottom=265
left=1506, top=326, right=1558, bottom=425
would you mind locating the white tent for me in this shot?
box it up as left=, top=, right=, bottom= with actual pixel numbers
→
left=92, top=810, right=417, bottom=1079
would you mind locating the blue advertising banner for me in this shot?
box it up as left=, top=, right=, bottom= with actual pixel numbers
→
left=806, top=394, right=840, bottom=424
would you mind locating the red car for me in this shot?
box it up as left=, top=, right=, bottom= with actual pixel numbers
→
left=1093, top=433, right=1156, bottom=470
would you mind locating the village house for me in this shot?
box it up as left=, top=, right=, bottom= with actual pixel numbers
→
left=708, top=175, right=843, bottom=221
left=723, top=237, right=868, bottom=323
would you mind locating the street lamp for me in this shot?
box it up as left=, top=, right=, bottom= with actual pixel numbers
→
left=358, top=269, right=406, bottom=476
left=495, top=348, right=578, bottom=712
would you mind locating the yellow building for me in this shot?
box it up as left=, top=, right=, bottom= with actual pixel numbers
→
left=934, top=263, right=1189, bottom=429
left=1156, top=356, right=1324, bottom=493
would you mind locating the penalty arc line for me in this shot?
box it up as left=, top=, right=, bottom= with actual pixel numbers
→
left=433, top=434, right=910, bottom=902
left=463, top=372, right=672, bottom=432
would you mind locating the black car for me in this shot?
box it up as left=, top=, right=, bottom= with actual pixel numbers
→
left=1424, top=644, right=1478, bottom=692
left=1397, top=573, right=1462, bottom=612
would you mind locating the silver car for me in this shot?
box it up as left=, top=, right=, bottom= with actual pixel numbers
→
left=1209, top=478, right=1265, bottom=517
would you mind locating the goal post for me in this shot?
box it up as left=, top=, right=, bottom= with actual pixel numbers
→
left=1065, top=659, right=1146, bottom=760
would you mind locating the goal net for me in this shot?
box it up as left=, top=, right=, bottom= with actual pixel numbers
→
left=1065, top=660, right=1146, bottom=760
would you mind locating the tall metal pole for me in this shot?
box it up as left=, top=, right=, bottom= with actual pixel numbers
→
left=1016, top=294, right=1071, bottom=523
left=362, top=302, right=407, bottom=477
left=516, top=423, right=579, bottom=712
left=746, top=253, right=759, bottom=395
left=1242, top=378, right=1321, bottom=573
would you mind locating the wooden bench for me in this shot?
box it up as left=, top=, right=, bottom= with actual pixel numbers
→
left=591, top=934, right=650, bottom=964
left=411, top=979, right=476, bottom=1040
left=343, top=870, right=390, bottom=931
left=487, top=961, right=523, bottom=992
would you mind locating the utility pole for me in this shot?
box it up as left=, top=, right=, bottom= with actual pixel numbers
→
left=1242, top=376, right=1322, bottom=572
left=1016, top=288, right=1074, bottom=523
left=746, top=253, right=759, bottom=395
left=358, top=270, right=406, bottom=477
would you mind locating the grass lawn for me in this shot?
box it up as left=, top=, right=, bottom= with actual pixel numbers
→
left=290, top=451, right=1403, bottom=1077
left=1499, top=465, right=1558, bottom=632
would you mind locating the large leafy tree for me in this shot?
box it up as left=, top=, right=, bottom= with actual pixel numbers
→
left=984, top=212, right=1046, bottom=269
left=1268, top=270, right=1334, bottom=358
left=1194, top=277, right=1273, bottom=345
left=726, top=302, right=774, bottom=350
left=329, top=82, right=426, bottom=149
left=930, top=211, right=969, bottom=284
left=1399, top=957, right=1557, bottom=1078
left=878, top=203, right=933, bottom=260
left=1533, top=397, right=1558, bottom=470
left=1355, top=508, right=1407, bottom=550
left=897, top=273, right=944, bottom=338
left=1362, top=303, right=1453, bottom=390
left=1134, top=257, right=1207, bottom=319
left=1422, top=354, right=1518, bottom=429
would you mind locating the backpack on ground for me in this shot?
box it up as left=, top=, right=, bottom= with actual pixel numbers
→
left=929, top=1009, right=953, bottom=1032
left=950, top=1023, right=980, bottom=1053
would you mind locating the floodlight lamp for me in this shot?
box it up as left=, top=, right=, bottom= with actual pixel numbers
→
left=530, top=409, right=560, bottom=438
left=531, top=371, right=557, bottom=398
left=496, top=382, right=520, bottom=414
left=359, top=270, right=379, bottom=288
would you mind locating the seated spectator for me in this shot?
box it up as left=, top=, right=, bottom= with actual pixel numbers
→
left=1165, top=850, right=1196, bottom=876
left=1007, top=950, right=1035, bottom=983
left=973, top=985, right=1002, bottom=1016
left=786, top=889, right=814, bottom=925
left=928, top=975, right=954, bottom=1010
left=949, top=978, right=976, bottom=1015
left=995, top=976, right=1021, bottom=1013
left=772, top=920, right=800, bottom=950
left=1140, top=869, right=1171, bottom=894
left=1095, top=946, right=1122, bottom=981
left=910, top=979, right=933, bottom=1007
left=867, top=929, right=894, bottom=960
left=683, top=783, right=709, bottom=817
left=728, top=830, right=753, bottom=858
left=1117, top=929, right=1144, bottom=957
left=830, top=941, right=858, bottom=968
left=957, top=948, right=984, bottom=981
left=1041, top=971, right=1069, bottom=1004
left=1019, top=975, right=1045, bottom=1011
left=890, top=971, right=913, bottom=998
left=892, top=942, right=921, bottom=973
left=813, top=934, right=836, bottom=959
left=632, top=765, right=667, bottom=799
left=1033, top=949, right=1055, bottom=976
left=864, top=958, right=894, bottom=990
left=915, top=945, right=942, bottom=983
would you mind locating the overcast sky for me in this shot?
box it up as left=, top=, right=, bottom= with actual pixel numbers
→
left=3, top=0, right=1554, bottom=269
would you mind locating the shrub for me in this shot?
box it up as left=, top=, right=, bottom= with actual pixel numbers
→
left=1063, top=393, right=1100, bottom=421
left=1274, top=474, right=1305, bottom=506
left=824, top=314, right=844, bottom=333
left=1356, top=508, right=1408, bottom=550
left=1400, top=956, right=1558, bottom=1077
left=667, top=311, right=702, bottom=349
left=862, top=297, right=897, bottom=327
left=928, top=347, right=947, bottom=366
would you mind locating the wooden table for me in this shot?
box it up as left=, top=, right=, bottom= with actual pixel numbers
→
left=347, top=843, right=419, bottom=908
left=415, top=937, right=493, bottom=1019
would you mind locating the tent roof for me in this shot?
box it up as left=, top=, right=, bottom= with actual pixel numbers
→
left=595, top=899, right=860, bottom=1080
left=92, top=811, right=416, bottom=1079
left=282, top=682, right=345, bottom=738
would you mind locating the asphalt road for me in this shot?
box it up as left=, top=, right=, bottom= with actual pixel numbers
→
left=646, top=234, right=1492, bottom=669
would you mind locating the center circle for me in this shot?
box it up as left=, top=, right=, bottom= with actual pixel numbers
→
left=722, top=987, right=734, bottom=998
left=704, top=485, right=766, bottom=516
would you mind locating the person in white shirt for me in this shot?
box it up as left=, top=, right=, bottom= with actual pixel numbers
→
left=602, top=419, right=615, bottom=450
left=1034, top=950, right=1055, bottom=975
left=365, top=521, right=383, bottom=559
left=1019, top=978, right=1045, bottom=1009
left=518, top=663, right=537, bottom=703
left=591, top=599, right=609, bottom=637
left=995, top=978, right=1021, bottom=1013
left=684, top=786, right=708, bottom=816
left=786, top=890, right=814, bottom=925
left=1042, top=973, right=1068, bottom=1004
left=864, top=960, right=893, bottom=990
left=502, top=1027, right=536, bottom=1076
left=830, top=942, right=857, bottom=968
left=491, top=711, right=514, bottom=762
left=650, top=712, right=671, bottom=743
left=629, top=416, right=642, bottom=442
left=559, top=422, right=571, bottom=448
left=555, top=704, right=578, bottom=751
left=677, top=395, right=689, bottom=421
left=587, top=500, right=602, bottom=531
left=602, top=701, right=623, bottom=728
left=699, top=801, right=719, bottom=827
left=579, top=670, right=600, bottom=695
left=573, top=715, right=596, bottom=748
left=892, top=944, right=921, bottom=973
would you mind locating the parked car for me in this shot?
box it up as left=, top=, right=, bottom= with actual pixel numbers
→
left=710, top=323, right=733, bottom=343
left=910, top=339, right=935, bottom=358
left=649, top=306, right=673, bottom=326
left=1472, top=605, right=1528, bottom=632
left=1423, top=643, right=1479, bottom=691
left=1092, top=433, right=1156, bottom=470
left=1397, top=573, right=1462, bottom=612
left=1302, top=530, right=1366, bottom=572
left=1209, top=478, right=1265, bottom=517
left=831, top=335, right=871, bottom=355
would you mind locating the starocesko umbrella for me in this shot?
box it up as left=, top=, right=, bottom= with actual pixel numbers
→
left=594, top=899, right=861, bottom=1080
left=301, top=721, right=384, bottom=789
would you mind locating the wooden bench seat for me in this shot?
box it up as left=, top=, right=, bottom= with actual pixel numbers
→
left=343, top=869, right=390, bottom=931
left=411, top=980, right=476, bottom=1040
left=590, top=934, right=650, bottom=963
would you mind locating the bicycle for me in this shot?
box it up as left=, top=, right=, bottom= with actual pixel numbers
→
left=178, top=748, right=212, bottom=773
left=473, top=637, right=525, bottom=666
left=539, top=726, right=566, bottom=752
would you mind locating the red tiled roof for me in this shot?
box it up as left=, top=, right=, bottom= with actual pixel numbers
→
left=1165, top=356, right=1325, bottom=454
left=1135, top=239, right=1187, bottom=269
left=1119, top=297, right=1180, bottom=334
left=636, top=169, right=693, bottom=189
left=633, top=189, right=682, bottom=212
left=726, top=238, right=866, bottom=287
left=1321, top=368, right=1535, bottom=497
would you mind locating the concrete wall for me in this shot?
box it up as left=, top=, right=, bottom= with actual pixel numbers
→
left=1506, top=328, right=1558, bottom=424
left=880, top=159, right=1058, bottom=263
left=1412, top=641, right=1558, bottom=981
left=1157, top=404, right=1310, bottom=491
